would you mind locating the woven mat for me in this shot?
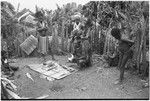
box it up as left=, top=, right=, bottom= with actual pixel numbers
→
left=28, top=60, right=77, bottom=80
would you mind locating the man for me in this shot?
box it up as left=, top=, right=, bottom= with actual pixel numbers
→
left=77, top=37, right=92, bottom=69
left=70, top=25, right=82, bottom=54
left=111, top=28, right=134, bottom=84
left=68, top=30, right=82, bottom=62
left=75, top=27, right=92, bottom=69
left=73, top=35, right=82, bottom=57
left=73, top=19, right=82, bottom=31
left=36, top=11, right=55, bottom=61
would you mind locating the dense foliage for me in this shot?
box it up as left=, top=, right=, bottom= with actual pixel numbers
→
left=1, top=1, right=149, bottom=73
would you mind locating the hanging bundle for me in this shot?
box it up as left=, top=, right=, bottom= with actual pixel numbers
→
left=20, top=35, right=38, bottom=55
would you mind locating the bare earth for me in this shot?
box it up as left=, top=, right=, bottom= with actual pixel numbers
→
left=9, top=55, right=149, bottom=99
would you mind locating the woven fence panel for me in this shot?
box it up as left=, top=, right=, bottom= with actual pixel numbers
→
left=20, top=35, right=38, bottom=55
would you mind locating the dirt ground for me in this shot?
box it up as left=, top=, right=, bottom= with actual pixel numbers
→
left=9, top=54, right=149, bottom=99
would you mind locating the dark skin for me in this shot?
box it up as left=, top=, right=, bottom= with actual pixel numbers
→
left=75, top=39, right=92, bottom=68
left=74, top=34, right=92, bottom=68
left=116, top=39, right=134, bottom=83
left=70, top=26, right=92, bottom=67
left=69, top=20, right=92, bottom=67
left=111, top=28, right=134, bottom=84
left=37, top=21, right=55, bottom=61
left=117, top=49, right=133, bottom=82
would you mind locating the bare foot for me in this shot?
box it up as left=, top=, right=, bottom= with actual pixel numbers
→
left=114, top=79, right=123, bottom=85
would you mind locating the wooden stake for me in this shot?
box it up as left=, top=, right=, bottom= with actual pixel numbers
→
left=16, top=3, right=20, bottom=13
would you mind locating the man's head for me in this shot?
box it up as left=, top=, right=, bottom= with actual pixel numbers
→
left=111, top=28, right=121, bottom=40
left=21, top=27, right=25, bottom=32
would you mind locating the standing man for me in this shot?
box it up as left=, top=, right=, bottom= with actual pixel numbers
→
left=35, top=10, right=55, bottom=61
left=111, top=28, right=134, bottom=84
left=69, top=19, right=82, bottom=55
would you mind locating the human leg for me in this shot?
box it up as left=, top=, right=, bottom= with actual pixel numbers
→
left=119, top=53, right=130, bottom=82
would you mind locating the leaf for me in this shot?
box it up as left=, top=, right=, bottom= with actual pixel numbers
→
left=1, top=78, right=17, bottom=90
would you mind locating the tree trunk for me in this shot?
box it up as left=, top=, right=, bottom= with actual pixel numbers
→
left=94, top=18, right=97, bottom=52
left=104, top=28, right=111, bottom=55
left=61, top=20, right=65, bottom=51
left=65, top=27, right=69, bottom=52
left=137, top=16, right=145, bottom=73
left=141, top=17, right=147, bottom=75
left=107, top=34, right=111, bottom=55
left=104, top=30, right=108, bottom=55
left=103, top=20, right=112, bottom=55
left=52, top=24, right=59, bottom=54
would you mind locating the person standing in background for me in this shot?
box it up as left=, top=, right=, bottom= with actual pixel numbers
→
left=36, top=10, right=55, bottom=61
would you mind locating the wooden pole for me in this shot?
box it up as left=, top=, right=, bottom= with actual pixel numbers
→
left=66, top=26, right=68, bottom=52
left=103, top=30, right=107, bottom=55
left=141, top=16, right=147, bottom=75
left=137, top=15, right=145, bottom=73
left=16, top=3, right=20, bottom=13
left=103, top=20, right=112, bottom=55
left=61, top=20, right=65, bottom=51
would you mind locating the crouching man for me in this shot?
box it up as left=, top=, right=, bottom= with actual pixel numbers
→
left=77, top=40, right=92, bottom=69
left=76, top=36, right=92, bottom=69
left=111, top=28, right=134, bottom=84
